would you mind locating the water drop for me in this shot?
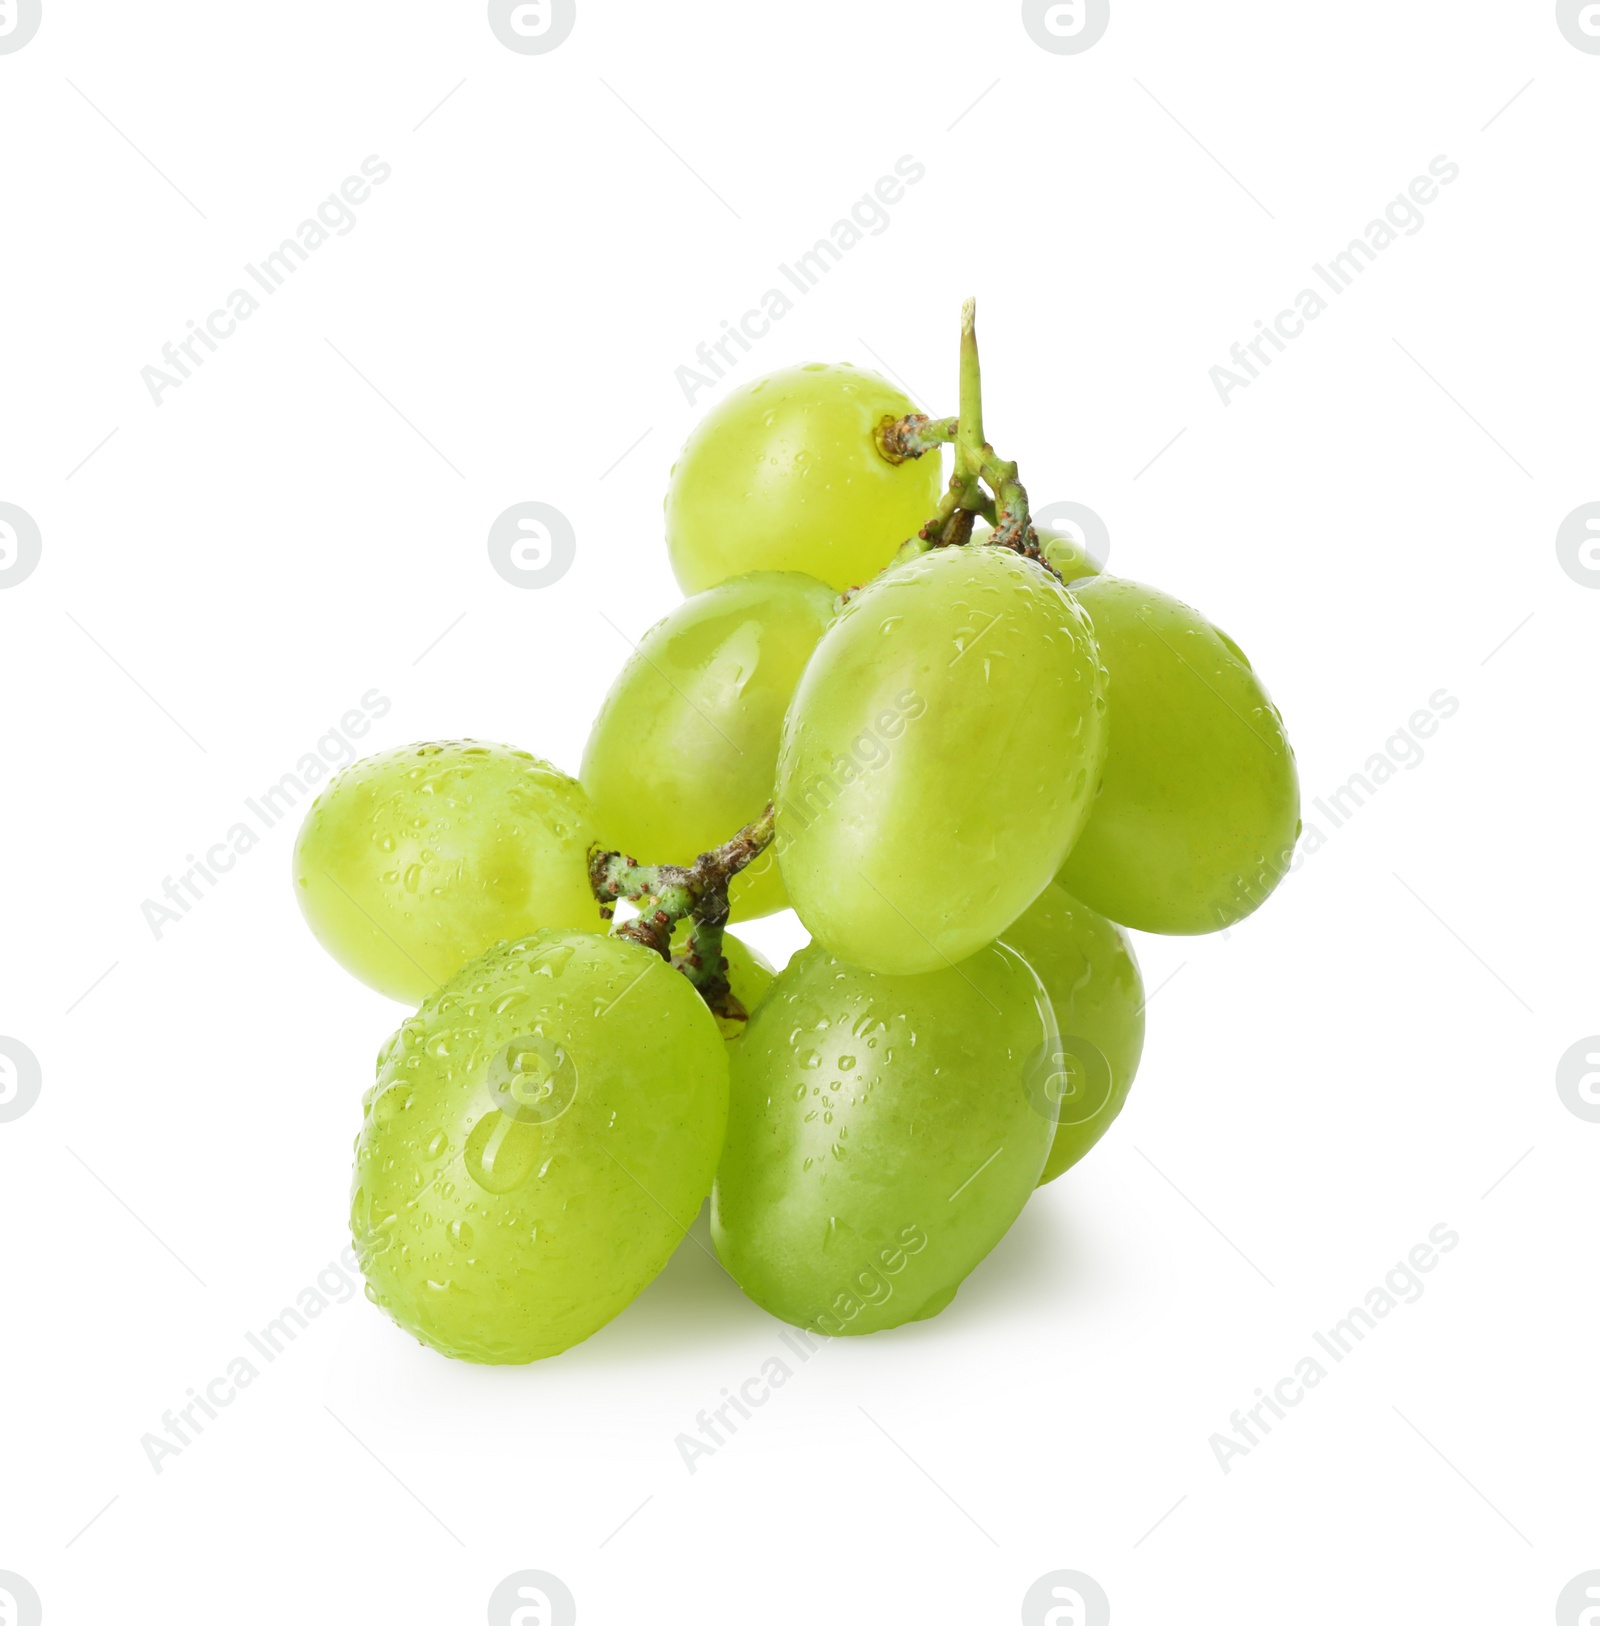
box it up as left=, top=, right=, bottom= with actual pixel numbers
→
left=464, top=1112, right=543, bottom=1194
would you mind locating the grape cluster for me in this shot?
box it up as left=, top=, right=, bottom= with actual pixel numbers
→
left=293, top=304, right=1299, bottom=1365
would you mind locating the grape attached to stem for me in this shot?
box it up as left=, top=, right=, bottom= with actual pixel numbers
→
left=666, top=364, right=944, bottom=593
left=294, top=741, right=601, bottom=1005
left=582, top=572, right=836, bottom=922
left=776, top=544, right=1107, bottom=976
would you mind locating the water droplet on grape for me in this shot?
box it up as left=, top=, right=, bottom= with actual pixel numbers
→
left=464, top=1111, right=543, bottom=1194
left=370, top=1085, right=407, bottom=1125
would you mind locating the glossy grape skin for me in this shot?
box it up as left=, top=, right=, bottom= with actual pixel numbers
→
left=666, top=364, right=943, bottom=594
left=293, top=741, right=601, bottom=1005
left=1059, top=578, right=1300, bottom=934
left=775, top=544, right=1108, bottom=976
left=582, top=574, right=836, bottom=921
left=1000, top=881, right=1144, bottom=1185
left=712, top=941, right=1058, bottom=1336
left=352, top=930, right=728, bottom=1364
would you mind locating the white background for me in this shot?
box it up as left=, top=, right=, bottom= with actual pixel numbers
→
left=1, top=2, right=1596, bottom=1622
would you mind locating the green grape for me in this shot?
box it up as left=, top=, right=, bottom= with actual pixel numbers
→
left=666, top=364, right=943, bottom=594
left=582, top=573, right=836, bottom=921
left=294, top=741, right=600, bottom=1005
left=724, top=931, right=774, bottom=1001
left=775, top=544, right=1108, bottom=976
left=712, top=940, right=1057, bottom=1335
left=1059, top=577, right=1300, bottom=934
left=353, top=929, right=729, bottom=1364
left=1000, top=881, right=1144, bottom=1185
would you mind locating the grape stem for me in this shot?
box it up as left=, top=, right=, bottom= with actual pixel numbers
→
left=876, top=413, right=957, bottom=462
left=588, top=804, right=776, bottom=1023
left=880, top=298, right=1050, bottom=568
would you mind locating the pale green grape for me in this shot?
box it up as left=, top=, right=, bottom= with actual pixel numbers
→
left=712, top=941, right=1057, bottom=1335
left=353, top=930, right=728, bottom=1364
left=294, top=741, right=600, bottom=1005
left=1000, top=881, right=1144, bottom=1185
left=775, top=544, right=1107, bottom=975
left=1059, top=578, right=1300, bottom=934
left=582, top=573, right=836, bottom=921
left=666, top=364, right=942, bottom=594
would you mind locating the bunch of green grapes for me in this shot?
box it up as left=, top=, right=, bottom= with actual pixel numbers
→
left=292, top=302, right=1299, bottom=1363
